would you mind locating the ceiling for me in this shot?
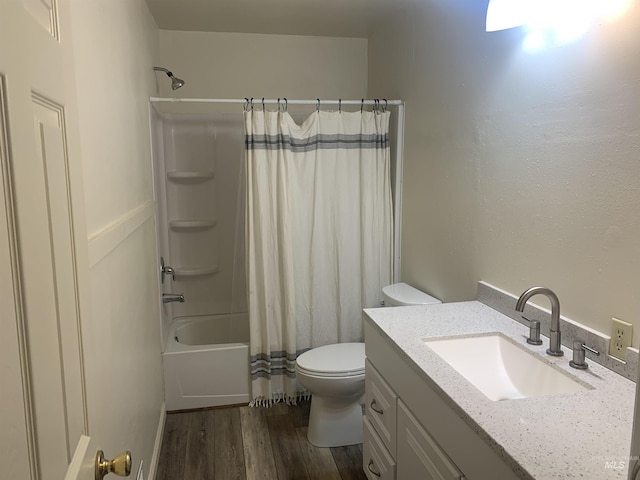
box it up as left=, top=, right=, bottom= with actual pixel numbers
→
left=144, top=0, right=405, bottom=38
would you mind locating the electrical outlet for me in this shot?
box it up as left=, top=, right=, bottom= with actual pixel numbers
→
left=609, top=317, right=632, bottom=361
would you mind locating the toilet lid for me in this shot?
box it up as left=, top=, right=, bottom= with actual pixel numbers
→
left=296, top=343, right=365, bottom=376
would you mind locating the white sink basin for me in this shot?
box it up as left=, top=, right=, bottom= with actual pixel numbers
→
left=422, top=333, right=589, bottom=401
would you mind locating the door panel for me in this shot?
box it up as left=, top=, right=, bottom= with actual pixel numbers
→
left=32, top=92, right=86, bottom=449
left=22, top=0, right=60, bottom=40
left=0, top=72, right=33, bottom=480
left=0, top=1, right=91, bottom=479
left=26, top=92, right=85, bottom=478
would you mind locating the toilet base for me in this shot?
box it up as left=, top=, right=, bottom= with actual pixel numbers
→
left=306, top=394, right=363, bottom=447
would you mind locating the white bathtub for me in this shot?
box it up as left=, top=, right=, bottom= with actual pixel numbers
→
left=163, top=313, right=250, bottom=411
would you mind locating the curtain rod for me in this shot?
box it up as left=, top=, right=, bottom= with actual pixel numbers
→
left=149, top=97, right=404, bottom=106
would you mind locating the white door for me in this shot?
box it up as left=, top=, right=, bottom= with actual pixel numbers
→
left=0, top=1, right=98, bottom=479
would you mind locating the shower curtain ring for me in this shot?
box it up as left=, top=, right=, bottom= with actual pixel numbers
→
left=250, top=97, right=254, bottom=111
left=339, top=99, right=342, bottom=113
left=277, top=98, right=281, bottom=112
left=284, top=98, right=288, bottom=112
left=262, top=98, right=265, bottom=112
left=316, top=98, right=320, bottom=112
left=384, top=99, right=388, bottom=112
left=361, top=99, right=364, bottom=113
left=244, top=97, right=249, bottom=112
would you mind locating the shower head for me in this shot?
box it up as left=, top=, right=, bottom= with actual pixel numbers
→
left=153, top=66, right=186, bottom=90
left=170, top=76, right=185, bottom=90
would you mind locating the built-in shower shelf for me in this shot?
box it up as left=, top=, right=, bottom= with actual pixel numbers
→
left=173, top=266, right=220, bottom=277
left=166, top=171, right=215, bottom=183
left=169, top=220, right=217, bottom=231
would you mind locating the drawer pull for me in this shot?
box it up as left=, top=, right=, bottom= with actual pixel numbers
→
left=367, top=459, right=382, bottom=477
left=370, top=399, right=384, bottom=415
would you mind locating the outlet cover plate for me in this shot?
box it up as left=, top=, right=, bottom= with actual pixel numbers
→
left=609, top=317, right=632, bottom=361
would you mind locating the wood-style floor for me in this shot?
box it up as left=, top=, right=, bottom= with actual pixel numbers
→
left=156, top=400, right=367, bottom=480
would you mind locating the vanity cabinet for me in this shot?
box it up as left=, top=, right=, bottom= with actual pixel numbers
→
left=363, top=319, right=519, bottom=480
left=364, top=360, right=398, bottom=480
left=365, top=360, right=397, bottom=455
left=364, top=359, right=464, bottom=480
left=363, top=416, right=396, bottom=480
left=397, top=401, right=464, bottom=480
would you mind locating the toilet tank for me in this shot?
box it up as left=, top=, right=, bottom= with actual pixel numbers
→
left=382, top=283, right=441, bottom=306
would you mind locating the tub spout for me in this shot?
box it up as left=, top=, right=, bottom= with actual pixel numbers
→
left=163, top=293, right=185, bottom=304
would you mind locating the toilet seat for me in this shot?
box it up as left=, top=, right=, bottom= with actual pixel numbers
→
left=296, top=365, right=364, bottom=378
left=296, top=342, right=365, bottom=377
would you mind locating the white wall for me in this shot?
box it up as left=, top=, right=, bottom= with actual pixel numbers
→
left=69, top=0, right=164, bottom=475
left=368, top=1, right=640, bottom=343
left=157, top=30, right=368, bottom=100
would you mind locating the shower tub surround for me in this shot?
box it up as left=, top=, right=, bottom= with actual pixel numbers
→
left=154, top=112, right=247, bottom=320
left=163, top=313, right=250, bottom=411
left=363, top=291, right=636, bottom=479
left=152, top=109, right=250, bottom=410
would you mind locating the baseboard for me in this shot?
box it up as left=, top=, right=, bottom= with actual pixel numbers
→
left=147, top=401, right=166, bottom=480
left=167, top=402, right=249, bottom=414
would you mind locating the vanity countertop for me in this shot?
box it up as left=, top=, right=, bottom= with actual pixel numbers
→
left=364, top=301, right=636, bottom=480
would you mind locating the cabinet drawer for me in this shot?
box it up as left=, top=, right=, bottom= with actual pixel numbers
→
left=397, top=401, right=465, bottom=480
left=365, top=359, right=398, bottom=457
left=363, top=416, right=397, bottom=480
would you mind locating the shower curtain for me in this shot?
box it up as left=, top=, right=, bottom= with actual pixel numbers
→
left=245, top=107, right=393, bottom=406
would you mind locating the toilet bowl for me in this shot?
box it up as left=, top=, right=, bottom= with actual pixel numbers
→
left=295, top=343, right=365, bottom=447
left=295, top=283, right=440, bottom=447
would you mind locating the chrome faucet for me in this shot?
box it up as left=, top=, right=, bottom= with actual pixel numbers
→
left=160, top=257, right=175, bottom=283
left=162, top=293, right=185, bottom=304
left=515, top=286, right=563, bottom=356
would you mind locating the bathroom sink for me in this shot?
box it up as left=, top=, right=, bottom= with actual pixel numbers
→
left=422, top=333, right=589, bottom=401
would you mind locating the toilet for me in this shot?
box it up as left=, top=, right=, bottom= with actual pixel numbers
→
left=381, top=282, right=442, bottom=307
left=295, top=282, right=441, bottom=447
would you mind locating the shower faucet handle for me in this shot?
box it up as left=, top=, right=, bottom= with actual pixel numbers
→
left=522, top=316, right=543, bottom=345
left=160, top=257, right=175, bottom=283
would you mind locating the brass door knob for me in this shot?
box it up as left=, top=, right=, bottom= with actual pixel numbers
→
left=95, top=450, right=132, bottom=480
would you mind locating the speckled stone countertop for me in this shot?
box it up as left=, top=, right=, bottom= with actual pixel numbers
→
left=364, top=301, right=636, bottom=480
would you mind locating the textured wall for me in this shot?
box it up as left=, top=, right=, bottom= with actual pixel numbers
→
left=158, top=30, right=368, bottom=101
left=368, top=0, right=640, bottom=343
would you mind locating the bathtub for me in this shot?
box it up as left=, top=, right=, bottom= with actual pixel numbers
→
left=163, top=313, right=250, bottom=411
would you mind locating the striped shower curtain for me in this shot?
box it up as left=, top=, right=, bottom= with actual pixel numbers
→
left=245, top=107, right=393, bottom=406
